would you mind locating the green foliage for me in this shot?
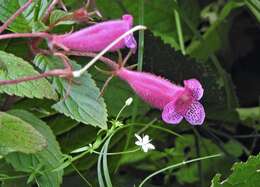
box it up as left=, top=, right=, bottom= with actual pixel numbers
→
left=0, top=0, right=259, bottom=186
left=0, top=50, right=57, bottom=99
left=0, top=0, right=50, bottom=32
left=34, top=55, right=108, bottom=129
left=5, top=110, right=64, bottom=187
left=187, top=1, right=245, bottom=60
left=0, top=112, right=47, bottom=154
left=96, top=0, right=200, bottom=49
left=245, top=0, right=260, bottom=22
left=211, top=153, right=260, bottom=187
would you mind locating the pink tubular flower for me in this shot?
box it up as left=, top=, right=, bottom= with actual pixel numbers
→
left=51, top=14, right=136, bottom=52
left=116, top=68, right=205, bottom=125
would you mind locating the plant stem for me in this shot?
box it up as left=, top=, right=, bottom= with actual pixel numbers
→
left=0, top=0, right=33, bottom=34
left=173, top=0, right=185, bottom=55
left=0, top=32, right=52, bottom=40
left=138, top=153, right=222, bottom=187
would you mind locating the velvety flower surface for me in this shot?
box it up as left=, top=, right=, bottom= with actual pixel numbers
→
left=116, top=68, right=205, bottom=125
left=162, top=79, right=205, bottom=125
left=116, top=68, right=183, bottom=109
left=51, top=14, right=136, bottom=52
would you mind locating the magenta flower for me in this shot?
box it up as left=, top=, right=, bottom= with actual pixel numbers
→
left=162, top=79, right=205, bottom=125
left=51, top=14, right=136, bottom=52
left=116, top=68, right=205, bottom=125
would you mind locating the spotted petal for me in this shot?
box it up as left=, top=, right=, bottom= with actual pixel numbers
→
left=162, top=101, right=183, bottom=124
left=184, top=79, right=204, bottom=100
left=184, top=101, right=205, bottom=125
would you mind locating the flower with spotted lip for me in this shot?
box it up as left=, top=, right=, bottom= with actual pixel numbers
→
left=115, top=68, right=205, bottom=125
left=162, top=79, right=205, bottom=125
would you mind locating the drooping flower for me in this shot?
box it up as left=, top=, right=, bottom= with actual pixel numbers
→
left=51, top=14, right=136, bottom=52
left=135, top=134, right=155, bottom=153
left=115, top=68, right=205, bottom=125
left=116, top=68, right=183, bottom=109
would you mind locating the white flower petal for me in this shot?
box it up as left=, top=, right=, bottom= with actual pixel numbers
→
left=135, top=134, right=142, bottom=142
left=142, top=146, right=149, bottom=153
left=143, top=135, right=150, bottom=144
left=147, top=143, right=155, bottom=150
left=135, top=141, right=142, bottom=146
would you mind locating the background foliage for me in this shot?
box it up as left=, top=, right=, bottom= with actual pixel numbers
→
left=0, top=0, right=259, bottom=186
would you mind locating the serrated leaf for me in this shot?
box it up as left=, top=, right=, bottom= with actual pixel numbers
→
left=0, top=112, right=47, bottom=154
left=0, top=50, right=57, bottom=99
left=211, top=154, right=260, bottom=187
left=34, top=54, right=108, bottom=129
left=50, top=9, right=75, bottom=25
left=5, top=110, right=64, bottom=187
left=0, top=0, right=50, bottom=32
left=96, top=0, right=200, bottom=49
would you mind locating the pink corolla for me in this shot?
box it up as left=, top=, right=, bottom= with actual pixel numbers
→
left=116, top=68, right=205, bottom=125
left=51, top=14, right=136, bottom=52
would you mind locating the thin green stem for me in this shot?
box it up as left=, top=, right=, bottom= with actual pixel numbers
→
left=138, top=153, right=222, bottom=187
left=173, top=0, right=185, bottom=54
left=115, top=104, right=127, bottom=121
left=71, top=163, right=93, bottom=187
left=93, top=148, right=140, bottom=156
left=192, top=128, right=204, bottom=187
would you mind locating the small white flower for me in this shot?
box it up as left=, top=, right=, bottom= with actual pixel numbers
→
left=135, top=134, right=155, bottom=153
left=125, top=97, right=133, bottom=106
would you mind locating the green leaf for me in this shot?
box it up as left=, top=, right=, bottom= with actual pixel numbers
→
left=5, top=110, right=64, bottom=187
left=0, top=112, right=47, bottom=154
left=245, top=0, right=260, bottom=22
left=96, top=0, right=200, bottom=49
left=34, top=54, right=108, bottom=129
left=211, top=154, right=260, bottom=187
left=0, top=0, right=50, bottom=32
left=50, top=9, right=75, bottom=25
left=0, top=50, right=57, bottom=99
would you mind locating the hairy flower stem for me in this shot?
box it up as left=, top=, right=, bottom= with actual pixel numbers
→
left=0, top=0, right=33, bottom=34
left=0, top=32, right=52, bottom=40
left=0, top=69, right=69, bottom=85
left=0, top=53, right=72, bottom=85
